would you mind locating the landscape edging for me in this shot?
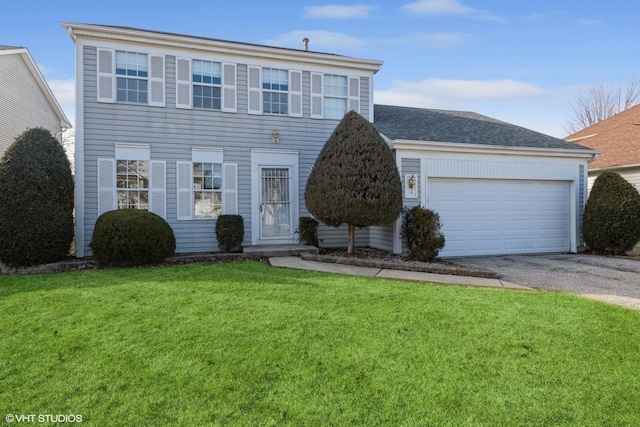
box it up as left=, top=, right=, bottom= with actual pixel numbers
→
left=300, top=253, right=498, bottom=279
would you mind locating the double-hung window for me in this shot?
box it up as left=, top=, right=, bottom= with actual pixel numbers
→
left=177, top=149, right=238, bottom=221
left=323, top=74, right=348, bottom=120
left=116, top=160, right=149, bottom=210
left=263, top=68, right=288, bottom=115
left=97, top=144, right=166, bottom=218
left=193, top=162, right=222, bottom=218
left=175, top=58, right=237, bottom=112
left=97, top=48, right=164, bottom=106
left=247, top=67, right=302, bottom=117
left=193, top=60, right=222, bottom=110
left=310, top=73, right=360, bottom=120
left=116, top=51, right=148, bottom=104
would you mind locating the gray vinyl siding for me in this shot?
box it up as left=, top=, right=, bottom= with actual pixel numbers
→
left=399, top=157, right=422, bottom=254
left=401, top=157, right=421, bottom=208
left=368, top=225, right=394, bottom=251
left=318, top=225, right=370, bottom=249
left=80, top=45, right=373, bottom=255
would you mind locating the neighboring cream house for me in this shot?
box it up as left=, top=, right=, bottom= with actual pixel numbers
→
left=64, top=23, right=596, bottom=258
left=0, top=46, right=71, bottom=156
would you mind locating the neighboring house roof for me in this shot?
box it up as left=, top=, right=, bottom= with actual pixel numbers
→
left=0, top=46, right=71, bottom=129
left=565, top=104, right=640, bottom=170
left=374, top=104, right=593, bottom=151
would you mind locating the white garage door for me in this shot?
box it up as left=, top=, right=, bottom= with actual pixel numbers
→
left=429, top=179, right=570, bottom=257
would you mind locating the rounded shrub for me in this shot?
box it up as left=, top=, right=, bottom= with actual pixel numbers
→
left=298, top=216, right=319, bottom=247
left=401, top=206, right=446, bottom=262
left=0, top=127, right=74, bottom=267
left=583, top=171, right=640, bottom=255
left=215, top=214, right=244, bottom=252
left=90, top=209, right=176, bottom=267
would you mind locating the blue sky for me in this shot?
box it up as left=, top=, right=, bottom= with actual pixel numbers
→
left=2, top=0, right=638, bottom=138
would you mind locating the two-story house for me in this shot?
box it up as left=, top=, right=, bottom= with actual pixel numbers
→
left=64, top=23, right=597, bottom=258
left=0, top=46, right=71, bottom=156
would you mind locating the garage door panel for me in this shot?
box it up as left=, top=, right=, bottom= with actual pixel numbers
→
left=504, top=219, right=535, bottom=231
left=540, top=219, right=567, bottom=231
left=429, top=178, right=570, bottom=256
left=505, top=239, right=535, bottom=250
left=442, top=220, right=465, bottom=232
left=503, top=201, right=536, bottom=212
left=539, top=237, right=568, bottom=250
left=468, top=239, right=501, bottom=251
left=468, top=219, right=502, bottom=232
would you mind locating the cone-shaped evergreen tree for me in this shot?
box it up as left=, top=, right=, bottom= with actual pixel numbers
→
left=305, top=110, right=402, bottom=254
left=583, top=171, right=640, bottom=255
left=0, top=128, right=74, bottom=267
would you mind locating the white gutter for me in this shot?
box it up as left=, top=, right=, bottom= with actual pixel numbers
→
left=392, top=139, right=600, bottom=160
left=62, top=22, right=383, bottom=74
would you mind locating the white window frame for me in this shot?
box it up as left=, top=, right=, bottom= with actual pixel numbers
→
left=249, top=66, right=302, bottom=117
left=262, top=67, right=289, bottom=116
left=192, top=59, right=222, bottom=111
left=97, top=48, right=164, bottom=106
left=97, top=144, right=166, bottom=218
left=310, top=73, right=360, bottom=119
left=177, top=149, right=237, bottom=220
left=176, top=58, right=236, bottom=112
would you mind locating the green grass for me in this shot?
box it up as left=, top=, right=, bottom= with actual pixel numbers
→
left=1, top=260, right=639, bottom=426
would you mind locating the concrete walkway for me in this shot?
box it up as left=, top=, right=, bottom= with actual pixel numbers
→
left=269, top=256, right=531, bottom=290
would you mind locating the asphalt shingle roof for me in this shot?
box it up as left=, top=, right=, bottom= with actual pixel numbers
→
left=374, top=104, right=592, bottom=151
left=565, top=104, right=640, bottom=169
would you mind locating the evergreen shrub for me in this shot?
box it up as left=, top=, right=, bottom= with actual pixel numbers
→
left=90, top=209, right=176, bottom=267
left=401, top=206, right=446, bottom=262
left=0, top=128, right=74, bottom=267
left=298, top=216, right=319, bottom=247
left=216, top=214, right=244, bottom=252
left=305, top=110, right=402, bottom=253
left=583, top=171, right=640, bottom=255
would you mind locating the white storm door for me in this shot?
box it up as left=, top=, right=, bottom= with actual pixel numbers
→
left=260, top=166, right=293, bottom=240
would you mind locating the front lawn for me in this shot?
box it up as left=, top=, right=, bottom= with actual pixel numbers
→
left=1, top=260, right=639, bottom=426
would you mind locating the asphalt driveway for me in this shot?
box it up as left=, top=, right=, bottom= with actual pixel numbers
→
left=454, top=253, right=640, bottom=309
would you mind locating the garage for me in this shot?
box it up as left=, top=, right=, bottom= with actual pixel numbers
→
left=373, top=104, right=598, bottom=257
left=428, top=178, right=571, bottom=257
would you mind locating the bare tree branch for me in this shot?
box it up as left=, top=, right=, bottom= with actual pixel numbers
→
left=563, top=77, right=640, bottom=136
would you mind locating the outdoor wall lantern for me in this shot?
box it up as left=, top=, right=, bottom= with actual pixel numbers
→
left=408, top=174, right=416, bottom=190
left=405, top=174, right=418, bottom=199
left=272, top=130, right=279, bottom=144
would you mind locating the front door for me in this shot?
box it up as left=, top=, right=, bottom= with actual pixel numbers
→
left=260, top=167, right=293, bottom=240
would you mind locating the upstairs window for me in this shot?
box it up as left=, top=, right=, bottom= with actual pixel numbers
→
left=310, top=73, right=360, bottom=120
left=175, top=58, right=237, bottom=112
left=116, top=51, right=148, bottom=104
left=97, top=48, right=164, bottom=106
left=323, top=74, right=348, bottom=120
left=193, top=60, right=222, bottom=110
left=247, top=67, right=302, bottom=117
left=263, top=68, right=288, bottom=115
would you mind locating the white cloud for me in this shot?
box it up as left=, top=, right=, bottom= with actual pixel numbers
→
left=265, top=30, right=367, bottom=52
left=375, top=78, right=549, bottom=109
left=48, top=79, right=76, bottom=126
left=386, top=32, right=473, bottom=48
left=401, top=0, right=502, bottom=21
left=304, top=5, right=376, bottom=19
left=576, top=18, right=602, bottom=26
